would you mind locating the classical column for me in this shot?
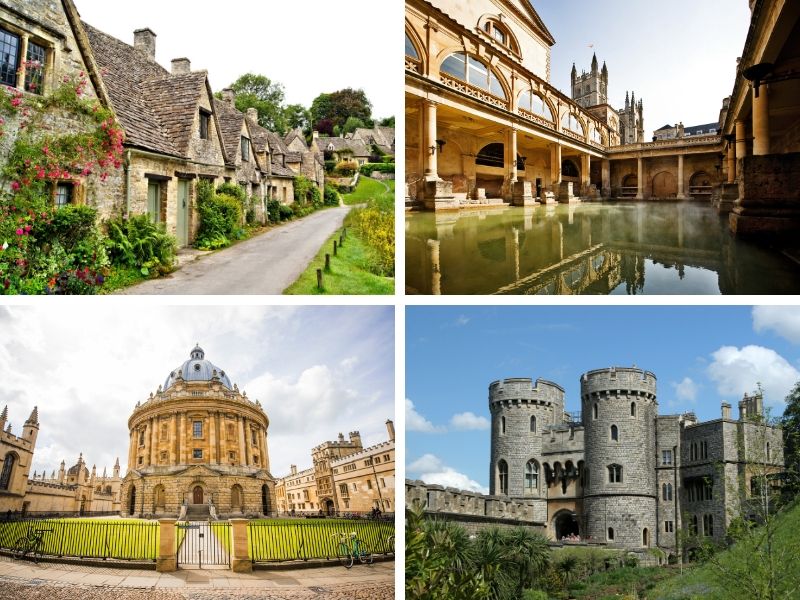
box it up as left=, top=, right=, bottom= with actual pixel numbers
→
left=550, top=143, right=562, bottom=188
left=178, top=413, right=186, bottom=464
left=601, top=159, right=610, bottom=198
left=260, top=429, right=270, bottom=472
left=727, top=143, right=736, bottom=183
left=219, top=413, right=227, bottom=462
left=129, top=430, right=136, bottom=469
left=238, top=416, right=247, bottom=466
left=752, top=84, right=770, bottom=156
left=142, top=421, right=151, bottom=466
left=676, top=155, right=686, bottom=199
left=209, top=412, right=217, bottom=465
left=169, top=414, right=177, bottom=465
left=423, top=99, right=439, bottom=179
left=580, top=154, right=591, bottom=195
left=636, top=157, right=644, bottom=200
left=735, top=119, right=747, bottom=178
left=508, top=127, right=518, bottom=185
left=150, top=417, right=158, bottom=465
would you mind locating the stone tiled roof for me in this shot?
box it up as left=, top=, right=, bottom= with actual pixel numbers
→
left=270, top=162, right=295, bottom=178
left=285, top=152, right=302, bottom=163
left=214, top=98, right=245, bottom=164
left=284, top=128, right=306, bottom=148
left=684, top=122, right=719, bottom=135
left=141, top=72, right=208, bottom=156
left=266, top=132, right=290, bottom=156
left=246, top=118, right=271, bottom=154
left=317, top=136, right=370, bottom=157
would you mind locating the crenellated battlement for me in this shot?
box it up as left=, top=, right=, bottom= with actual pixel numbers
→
left=580, top=367, right=657, bottom=400
left=489, top=377, right=565, bottom=408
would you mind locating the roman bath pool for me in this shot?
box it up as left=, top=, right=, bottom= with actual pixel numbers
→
left=405, top=202, right=800, bottom=295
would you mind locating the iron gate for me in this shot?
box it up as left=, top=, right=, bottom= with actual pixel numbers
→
left=175, top=522, right=231, bottom=568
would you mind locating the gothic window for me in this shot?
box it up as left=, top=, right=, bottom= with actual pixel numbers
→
left=607, top=527, right=614, bottom=541
left=517, top=90, right=553, bottom=121
left=199, top=110, right=210, bottom=140
left=608, top=464, right=622, bottom=483
left=703, top=514, right=714, bottom=536
left=662, top=483, right=673, bottom=501
left=665, top=520, right=674, bottom=533
left=610, top=425, right=619, bottom=441
left=524, top=460, right=539, bottom=493
left=193, top=420, right=203, bottom=438
left=0, top=28, right=20, bottom=87
left=440, top=52, right=506, bottom=99
left=0, top=453, right=15, bottom=490
left=691, top=515, right=698, bottom=535
left=405, top=32, right=419, bottom=59
left=561, top=113, right=584, bottom=134
left=498, top=459, right=509, bottom=495
left=530, top=415, right=537, bottom=433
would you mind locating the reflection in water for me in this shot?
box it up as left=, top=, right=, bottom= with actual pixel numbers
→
left=405, top=202, right=800, bottom=295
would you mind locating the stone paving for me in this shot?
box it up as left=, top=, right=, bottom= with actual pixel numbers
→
left=0, top=555, right=395, bottom=599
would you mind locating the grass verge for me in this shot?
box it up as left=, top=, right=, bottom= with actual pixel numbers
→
left=342, top=177, right=389, bottom=205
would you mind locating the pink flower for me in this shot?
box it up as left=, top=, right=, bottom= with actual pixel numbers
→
left=10, top=181, right=19, bottom=192
left=15, top=228, right=23, bottom=236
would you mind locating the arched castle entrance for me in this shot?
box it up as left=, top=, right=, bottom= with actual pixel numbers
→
left=553, top=510, right=580, bottom=540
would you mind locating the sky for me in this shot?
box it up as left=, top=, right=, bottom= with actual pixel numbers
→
left=406, top=306, right=800, bottom=494
left=0, top=304, right=394, bottom=480
left=72, top=0, right=402, bottom=120
left=535, top=0, right=751, bottom=136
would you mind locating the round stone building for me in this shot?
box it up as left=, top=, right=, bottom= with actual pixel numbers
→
left=120, top=345, right=275, bottom=518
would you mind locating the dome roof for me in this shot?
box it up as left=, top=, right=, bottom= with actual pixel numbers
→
left=163, top=344, right=233, bottom=391
left=67, top=463, right=89, bottom=478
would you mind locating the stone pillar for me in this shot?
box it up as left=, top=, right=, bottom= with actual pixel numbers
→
left=156, top=519, right=177, bottom=572
left=428, top=239, right=441, bottom=295
left=676, top=155, right=686, bottom=199
left=550, top=143, right=562, bottom=189
left=169, top=414, right=177, bottom=465
left=16, top=35, right=28, bottom=91
left=735, top=119, right=747, bottom=177
left=143, top=421, right=151, bottom=466
left=178, top=413, right=186, bottom=464
left=230, top=519, right=252, bottom=572
left=209, top=412, right=217, bottom=465
left=636, top=157, right=644, bottom=200
left=128, top=430, right=136, bottom=469
left=601, top=159, right=610, bottom=198
left=508, top=127, right=518, bottom=189
left=727, top=143, right=736, bottom=183
left=262, top=430, right=271, bottom=473
left=238, top=417, right=247, bottom=466
left=580, top=154, right=590, bottom=196
left=752, top=84, right=770, bottom=156
left=150, top=418, right=158, bottom=465
left=423, top=99, right=438, bottom=179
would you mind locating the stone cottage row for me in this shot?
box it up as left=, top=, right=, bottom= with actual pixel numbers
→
left=1, top=0, right=325, bottom=247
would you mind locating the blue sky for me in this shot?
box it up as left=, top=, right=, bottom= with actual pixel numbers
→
left=535, top=0, right=751, bottom=137
left=406, top=306, right=800, bottom=493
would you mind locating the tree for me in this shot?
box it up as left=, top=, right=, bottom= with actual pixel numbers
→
left=781, top=380, right=800, bottom=500
left=226, top=73, right=287, bottom=134
left=342, top=116, right=366, bottom=135
left=379, top=116, right=395, bottom=127
left=283, top=103, right=310, bottom=133
left=310, top=88, right=373, bottom=132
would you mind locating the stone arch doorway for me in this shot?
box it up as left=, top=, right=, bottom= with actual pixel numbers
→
left=622, top=174, right=638, bottom=188
left=128, top=485, right=136, bottom=515
left=324, top=499, right=334, bottom=515
left=193, top=485, right=203, bottom=504
left=554, top=510, right=580, bottom=540
left=261, top=485, right=270, bottom=515
left=79, top=495, right=86, bottom=515
left=652, top=171, right=677, bottom=198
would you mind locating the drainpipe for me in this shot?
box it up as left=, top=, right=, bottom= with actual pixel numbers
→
left=124, top=149, right=132, bottom=218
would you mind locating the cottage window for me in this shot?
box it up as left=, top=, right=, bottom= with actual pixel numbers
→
left=199, top=110, right=210, bottom=140
left=55, top=183, right=73, bottom=208
left=241, top=136, right=250, bottom=161
left=0, top=28, right=20, bottom=87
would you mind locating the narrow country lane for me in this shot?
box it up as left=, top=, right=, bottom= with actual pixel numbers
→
left=118, top=206, right=350, bottom=295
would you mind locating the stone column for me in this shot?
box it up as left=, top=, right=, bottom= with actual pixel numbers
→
left=676, top=155, right=686, bottom=199
left=178, top=413, right=186, bottom=464
left=735, top=119, right=747, bottom=178
left=209, top=412, right=217, bottom=465
left=752, top=84, right=770, bottom=156
left=580, top=154, right=591, bottom=196
left=169, top=414, right=177, bottom=465
left=16, top=35, right=28, bottom=91
left=509, top=127, right=518, bottom=184
left=727, top=143, right=736, bottom=183
left=219, top=413, right=227, bottom=462
left=150, top=418, right=158, bottom=465
left=238, top=417, right=247, bottom=466
left=636, top=157, right=644, bottom=200
left=128, top=430, right=136, bottom=469
left=601, top=159, right=610, bottom=198
left=230, top=519, right=252, bottom=572
left=143, top=421, right=151, bottom=466
left=156, top=519, right=177, bottom=572
left=423, top=99, right=439, bottom=179
left=550, top=143, right=562, bottom=188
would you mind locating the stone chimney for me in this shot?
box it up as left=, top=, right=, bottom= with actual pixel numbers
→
left=385, top=419, right=395, bottom=442
left=290, top=464, right=297, bottom=475
left=222, top=88, right=236, bottom=104
left=171, top=58, right=191, bottom=75
left=246, top=108, right=259, bottom=123
left=722, top=403, right=731, bottom=420
left=312, top=130, right=319, bottom=141
left=133, top=28, right=157, bottom=61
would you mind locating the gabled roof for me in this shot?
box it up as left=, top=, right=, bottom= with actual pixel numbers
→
left=270, top=162, right=296, bottom=178
left=246, top=118, right=272, bottom=154
left=266, top=131, right=290, bottom=156
left=317, top=136, right=370, bottom=157
left=284, top=128, right=307, bottom=149
left=213, top=98, right=246, bottom=165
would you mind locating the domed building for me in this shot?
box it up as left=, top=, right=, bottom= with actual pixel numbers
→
left=121, top=345, right=274, bottom=518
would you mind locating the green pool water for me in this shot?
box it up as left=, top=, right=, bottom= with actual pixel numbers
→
left=405, top=202, right=800, bottom=295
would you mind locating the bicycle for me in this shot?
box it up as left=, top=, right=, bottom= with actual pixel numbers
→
left=13, top=527, right=52, bottom=564
left=332, top=531, right=373, bottom=568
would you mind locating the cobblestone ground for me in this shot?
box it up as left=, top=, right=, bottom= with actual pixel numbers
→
left=0, top=576, right=395, bottom=600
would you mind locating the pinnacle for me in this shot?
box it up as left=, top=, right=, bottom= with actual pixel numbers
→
left=26, top=405, right=38, bottom=423
left=0, top=405, right=7, bottom=420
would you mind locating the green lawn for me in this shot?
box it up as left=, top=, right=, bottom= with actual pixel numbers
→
left=0, top=518, right=159, bottom=560
left=246, top=518, right=394, bottom=562
left=284, top=178, right=395, bottom=295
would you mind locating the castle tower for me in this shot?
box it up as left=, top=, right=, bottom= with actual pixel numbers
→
left=618, top=91, right=645, bottom=144
left=581, top=367, right=658, bottom=548
left=113, top=457, right=120, bottom=478
left=489, top=377, right=565, bottom=498
left=0, top=405, right=7, bottom=431
left=23, top=406, right=39, bottom=446
left=59, top=460, right=66, bottom=483
left=571, top=53, right=608, bottom=109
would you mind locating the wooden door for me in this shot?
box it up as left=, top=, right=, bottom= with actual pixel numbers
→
left=177, top=180, right=189, bottom=247
left=147, top=181, right=161, bottom=223
left=193, top=486, right=203, bottom=504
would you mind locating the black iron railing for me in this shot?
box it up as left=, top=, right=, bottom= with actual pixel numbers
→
left=247, top=518, right=394, bottom=563
left=175, top=521, right=231, bottom=568
left=0, top=518, right=158, bottom=561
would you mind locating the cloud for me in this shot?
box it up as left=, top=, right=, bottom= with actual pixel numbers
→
left=707, top=345, right=800, bottom=407
left=753, top=306, right=800, bottom=344
left=407, top=454, right=488, bottom=494
left=455, top=315, right=470, bottom=327
left=671, top=377, right=699, bottom=403
left=406, top=399, right=445, bottom=433
left=450, top=412, right=490, bottom=430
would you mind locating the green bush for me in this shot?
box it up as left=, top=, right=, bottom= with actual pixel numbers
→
left=324, top=160, right=337, bottom=173
left=323, top=184, right=340, bottom=206
left=195, top=180, right=243, bottom=249
left=36, top=205, right=97, bottom=252
left=267, top=199, right=281, bottom=223
left=346, top=198, right=394, bottom=277
left=359, top=162, right=395, bottom=176
left=334, top=160, right=358, bottom=177
left=104, top=215, right=176, bottom=276
left=278, top=204, right=294, bottom=221
left=216, top=182, right=246, bottom=203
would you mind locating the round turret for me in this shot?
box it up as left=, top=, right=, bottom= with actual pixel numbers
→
left=580, top=367, right=658, bottom=548
left=489, top=378, right=564, bottom=498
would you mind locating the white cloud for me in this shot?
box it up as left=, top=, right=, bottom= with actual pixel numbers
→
left=450, top=412, right=490, bottom=430
left=707, top=345, right=800, bottom=407
left=671, top=377, right=699, bottom=403
left=406, top=399, right=444, bottom=433
left=753, top=306, right=800, bottom=344
left=455, top=315, right=470, bottom=327
left=407, top=454, right=488, bottom=494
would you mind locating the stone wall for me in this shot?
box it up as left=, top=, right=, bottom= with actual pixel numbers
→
left=730, top=153, right=800, bottom=237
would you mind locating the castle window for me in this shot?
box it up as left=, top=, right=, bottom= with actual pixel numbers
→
left=593, top=404, right=598, bottom=419
left=662, top=483, right=673, bottom=501
left=0, top=453, right=15, bottom=490
left=630, top=402, right=637, bottom=417
left=700, top=441, right=708, bottom=459
left=608, top=464, right=622, bottom=483
left=642, top=528, right=649, bottom=547
left=0, top=28, right=20, bottom=87
left=766, top=442, right=771, bottom=461
left=610, top=425, right=619, bottom=441
left=404, top=32, right=419, bottom=60
left=662, top=450, right=673, bottom=465
left=440, top=52, right=506, bottom=99
left=665, top=520, right=674, bottom=533
left=374, top=457, right=381, bottom=464
left=703, top=514, right=714, bottom=536
left=501, top=416, right=506, bottom=435
left=691, top=515, right=698, bottom=535
left=704, top=480, right=713, bottom=500
left=199, top=109, right=210, bottom=140
left=607, top=527, right=614, bottom=541
left=524, top=460, right=539, bottom=493
left=193, top=421, right=203, bottom=438
left=498, top=459, right=509, bottom=495
left=193, top=449, right=202, bottom=459
left=530, top=416, right=537, bottom=433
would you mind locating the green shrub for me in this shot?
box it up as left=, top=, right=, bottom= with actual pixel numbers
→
left=104, top=215, right=176, bottom=276
left=359, top=162, right=394, bottom=176
left=346, top=198, right=394, bottom=277
left=216, top=182, right=247, bottom=203
left=267, top=199, right=281, bottom=223
left=334, top=160, right=358, bottom=177
left=195, top=180, right=243, bottom=250
left=323, top=184, right=340, bottom=206
left=278, top=204, right=294, bottom=221
left=36, top=205, right=97, bottom=252
left=324, top=160, right=337, bottom=173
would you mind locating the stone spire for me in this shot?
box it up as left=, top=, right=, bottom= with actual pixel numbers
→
left=571, top=62, right=577, bottom=83
left=601, top=61, right=608, bottom=82
left=113, top=457, right=120, bottom=478
left=0, top=405, right=7, bottom=430
left=625, top=91, right=630, bottom=110
left=25, top=406, right=38, bottom=425
left=591, top=52, right=598, bottom=74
